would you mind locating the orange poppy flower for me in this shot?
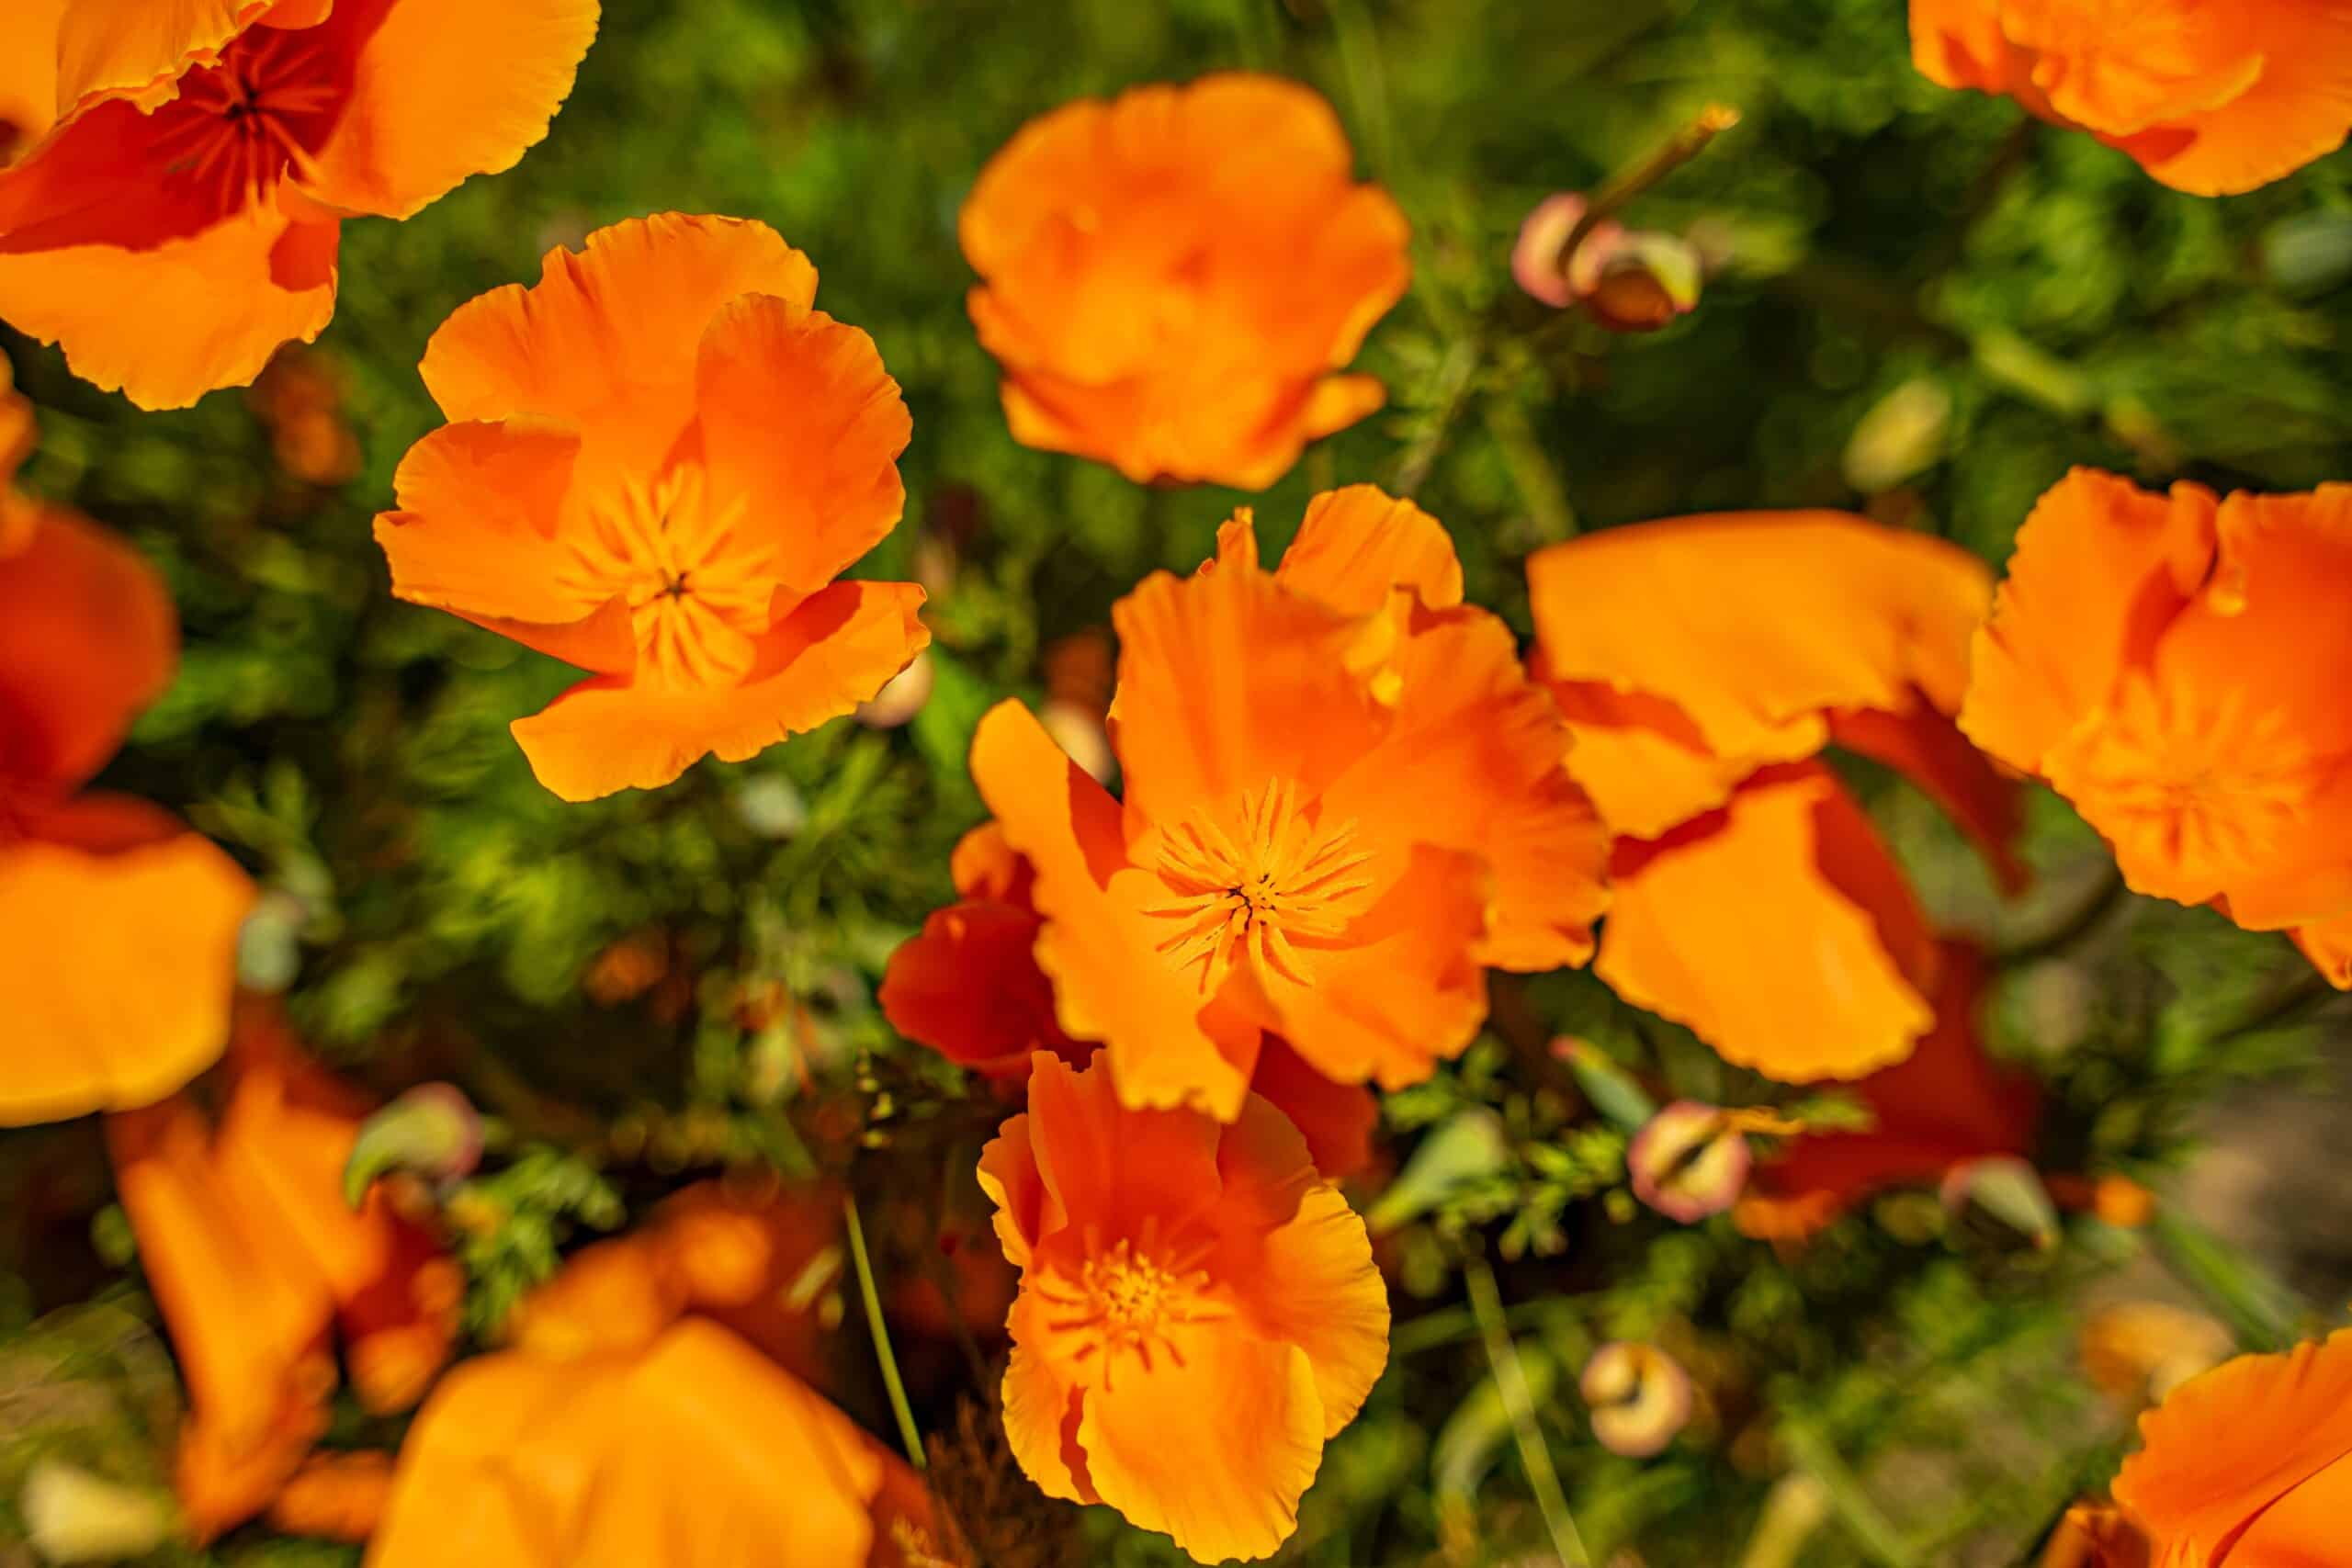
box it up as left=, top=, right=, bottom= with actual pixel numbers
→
left=370, top=1318, right=938, bottom=1567
left=1, top=494, right=253, bottom=1125
left=374, top=212, right=930, bottom=800
left=1734, top=942, right=2040, bottom=1241
left=1911, top=0, right=2352, bottom=196
left=0, top=356, right=32, bottom=554
left=927, top=487, right=1607, bottom=1119
left=2102, top=1327, right=2352, bottom=1563
left=981, top=1052, right=1389, bottom=1563
left=1961, top=470, right=2352, bottom=982
left=1527, top=511, right=2021, bottom=1080
left=960, top=73, right=1410, bottom=491
left=0, top=0, right=599, bottom=409
left=103, top=1002, right=459, bottom=1539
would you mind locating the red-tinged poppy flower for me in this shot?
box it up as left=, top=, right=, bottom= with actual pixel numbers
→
left=374, top=213, right=930, bottom=800
left=981, top=1053, right=1389, bottom=1563
left=1, top=502, right=253, bottom=1126
left=103, top=1003, right=459, bottom=1539
left=0, top=0, right=600, bottom=409
left=1961, top=470, right=2352, bottom=983
left=1527, top=511, right=2022, bottom=1081
left=960, top=73, right=1409, bottom=491
left=2105, top=1327, right=2352, bottom=1563
left=910, top=487, right=1608, bottom=1120
left=1735, top=942, right=2039, bottom=1241
left=1911, top=0, right=2352, bottom=197
left=370, top=1319, right=938, bottom=1568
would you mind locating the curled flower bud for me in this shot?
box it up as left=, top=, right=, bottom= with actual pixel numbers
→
left=1581, top=1341, right=1692, bottom=1458
left=1511, top=193, right=1616, bottom=309
left=1581, top=230, right=1704, bottom=333
left=1627, top=1100, right=1751, bottom=1224
left=1939, top=1155, right=2059, bottom=1250
left=343, top=1084, right=483, bottom=1209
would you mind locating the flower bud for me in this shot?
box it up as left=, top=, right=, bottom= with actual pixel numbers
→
left=1627, top=1100, right=1751, bottom=1224
left=1581, top=1341, right=1691, bottom=1458
left=1510, top=192, right=1616, bottom=308
left=1939, top=1155, right=2059, bottom=1249
left=1580, top=230, right=1703, bottom=333
left=344, top=1083, right=483, bottom=1208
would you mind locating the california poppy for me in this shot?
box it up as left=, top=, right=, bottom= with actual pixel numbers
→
left=0, top=0, right=600, bottom=409
left=104, top=1002, right=459, bottom=1539
left=914, top=487, right=1606, bottom=1121
left=2102, top=1327, right=2352, bottom=1562
left=1527, top=511, right=2021, bottom=1080
left=961, top=73, right=1410, bottom=491
left=982, top=1052, right=1388, bottom=1563
left=1, top=464, right=253, bottom=1125
left=374, top=212, right=930, bottom=800
left=1734, top=942, right=2040, bottom=1241
left=369, top=1318, right=938, bottom=1567
left=1961, top=470, right=2352, bottom=984
left=1910, top=0, right=2352, bottom=196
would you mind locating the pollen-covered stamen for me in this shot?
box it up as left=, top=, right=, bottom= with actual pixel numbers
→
left=556, top=467, right=781, bottom=689
left=149, top=29, right=340, bottom=213
left=1031, top=1218, right=1226, bottom=1389
left=1145, top=779, right=1376, bottom=991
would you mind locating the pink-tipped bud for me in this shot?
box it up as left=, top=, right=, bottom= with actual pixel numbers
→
left=1511, top=193, right=1615, bottom=308
left=1580, top=230, right=1704, bottom=333
left=1627, top=1100, right=1751, bottom=1224
left=1581, top=1342, right=1692, bottom=1458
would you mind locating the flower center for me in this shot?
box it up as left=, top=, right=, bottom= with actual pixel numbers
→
left=556, top=466, right=777, bottom=690
left=1143, top=780, right=1375, bottom=992
left=150, top=27, right=341, bottom=211
left=1032, top=1222, right=1223, bottom=1387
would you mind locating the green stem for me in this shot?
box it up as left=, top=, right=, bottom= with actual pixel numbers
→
left=844, top=1191, right=927, bottom=1470
left=1556, top=102, right=1741, bottom=272
left=1778, top=1420, right=1917, bottom=1568
left=1464, top=1255, right=1590, bottom=1568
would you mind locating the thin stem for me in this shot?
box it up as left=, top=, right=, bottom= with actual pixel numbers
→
left=1464, top=1254, right=1590, bottom=1568
left=1556, top=102, right=1741, bottom=273
left=844, top=1191, right=927, bottom=1470
left=1996, top=867, right=2128, bottom=965
left=1778, top=1420, right=1917, bottom=1568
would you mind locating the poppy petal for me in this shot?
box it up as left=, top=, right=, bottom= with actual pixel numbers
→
left=880, top=898, right=1078, bottom=1078
left=2105, top=1, right=2352, bottom=196
left=0, top=0, right=64, bottom=152
left=1022, top=1046, right=1225, bottom=1248
left=420, top=213, right=817, bottom=471
left=692, top=292, right=910, bottom=594
left=1001, top=1336, right=1093, bottom=1506
left=1598, top=767, right=1935, bottom=1082
left=1246, top=1038, right=1378, bottom=1181
left=296, top=0, right=599, bottom=220
left=0, top=507, right=175, bottom=795
left=1275, top=484, right=1463, bottom=615
left=510, top=579, right=927, bottom=800
left=51, top=0, right=266, bottom=117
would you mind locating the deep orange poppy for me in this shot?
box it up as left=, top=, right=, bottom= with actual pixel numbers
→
left=370, top=1318, right=937, bottom=1567
left=1734, top=941, right=2040, bottom=1240
left=374, top=212, right=930, bottom=800
left=1962, top=470, right=2352, bottom=982
left=1527, top=511, right=2021, bottom=1080
left=0, top=0, right=600, bottom=408
left=2105, top=1327, right=2352, bottom=1563
left=982, top=1052, right=1389, bottom=1563
left=1911, top=0, right=2352, bottom=196
left=104, top=1002, right=459, bottom=1539
left=931, top=487, right=1606, bottom=1120
left=1, top=488, right=253, bottom=1124
left=961, top=73, right=1410, bottom=491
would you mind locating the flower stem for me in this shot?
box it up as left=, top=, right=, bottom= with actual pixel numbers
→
left=1464, top=1254, right=1590, bottom=1567
left=1556, top=102, right=1741, bottom=273
left=844, top=1191, right=927, bottom=1470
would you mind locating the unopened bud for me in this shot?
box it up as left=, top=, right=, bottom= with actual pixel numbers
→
left=1553, top=1035, right=1657, bottom=1131
left=1581, top=1342, right=1691, bottom=1458
left=344, top=1083, right=483, bottom=1208
left=1511, top=193, right=1614, bottom=309
left=1940, top=1155, right=2059, bottom=1249
left=1627, top=1100, right=1750, bottom=1224
left=1581, top=231, right=1703, bottom=333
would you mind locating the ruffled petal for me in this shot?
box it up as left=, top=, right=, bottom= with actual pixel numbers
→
left=1597, top=766, right=1935, bottom=1082
left=296, top=0, right=598, bottom=220
left=692, top=292, right=910, bottom=594
left=0, top=506, right=175, bottom=795
left=420, top=213, right=817, bottom=471
left=1273, top=484, right=1463, bottom=615
left=1020, top=1048, right=1225, bottom=1247
left=511, top=580, right=927, bottom=800
left=51, top=0, right=267, bottom=117
left=2114, top=1328, right=2352, bottom=1562
left=1001, top=1325, right=1094, bottom=1505
left=879, top=898, right=1080, bottom=1078
left=2100, top=1, right=2352, bottom=196
left=0, top=806, right=253, bottom=1125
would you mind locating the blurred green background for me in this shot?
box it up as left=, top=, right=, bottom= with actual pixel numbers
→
left=5, top=0, right=2351, bottom=1562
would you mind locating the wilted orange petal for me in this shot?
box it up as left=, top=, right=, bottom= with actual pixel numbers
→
left=420, top=213, right=817, bottom=472
left=970, top=704, right=1256, bottom=1117
left=1529, top=512, right=1993, bottom=830
left=297, top=0, right=597, bottom=220
left=692, top=292, right=910, bottom=594
left=0, top=507, right=175, bottom=794
left=1079, top=1331, right=1324, bottom=1564
left=2114, top=1328, right=2352, bottom=1562
left=373, top=421, right=637, bottom=674
left=0, top=200, right=337, bottom=411
left=1598, top=767, right=1935, bottom=1082
left=0, top=808, right=252, bottom=1125
left=511, top=580, right=928, bottom=800
left=1274, top=484, right=1463, bottom=616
